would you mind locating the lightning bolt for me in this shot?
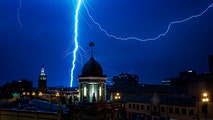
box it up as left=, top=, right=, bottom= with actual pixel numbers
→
left=83, top=2, right=213, bottom=42
left=17, top=0, right=23, bottom=27
left=70, top=0, right=82, bottom=87
left=70, top=1, right=213, bottom=87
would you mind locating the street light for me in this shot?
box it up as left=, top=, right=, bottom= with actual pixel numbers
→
left=115, top=93, right=121, bottom=100
left=38, top=92, right=43, bottom=99
left=31, top=92, right=36, bottom=99
left=56, top=92, right=60, bottom=103
left=32, top=92, right=36, bottom=96
left=114, top=92, right=121, bottom=119
left=202, top=92, right=209, bottom=120
left=22, top=92, right=26, bottom=98
left=56, top=92, right=60, bottom=97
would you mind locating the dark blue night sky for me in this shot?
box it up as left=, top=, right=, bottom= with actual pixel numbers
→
left=0, top=0, right=213, bottom=87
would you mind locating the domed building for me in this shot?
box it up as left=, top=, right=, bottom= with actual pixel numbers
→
left=78, top=56, right=107, bottom=102
left=69, top=43, right=112, bottom=119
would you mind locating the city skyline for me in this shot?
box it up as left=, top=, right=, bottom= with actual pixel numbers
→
left=0, top=0, right=213, bottom=87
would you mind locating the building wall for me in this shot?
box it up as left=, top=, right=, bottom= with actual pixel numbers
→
left=125, top=102, right=211, bottom=120
left=197, top=102, right=213, bottom=119
left=113, top=73, right=138, bottom=88
left=187, top=74, right=213, bottom=99
left=38, top=79, right=47, bottom=93
left=0, top=109, right=58, bottom=120
left=2, top=80, right=33, bottom=93
left=126, top=101, right=213, bottom=120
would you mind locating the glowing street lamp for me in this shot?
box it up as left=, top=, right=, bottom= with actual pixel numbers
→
left=56, top=92, right=60, bottom=97
left=202, top=92, right=209, bottom=120
left=114, top=92, right=121, bottom=119
left=39, top=92, right=43, bottom=96
left=114, top=93, right=120, bottom=100
left=32, top=92, right=36, bottom=96
left=55, top=92, right=61, bottom=103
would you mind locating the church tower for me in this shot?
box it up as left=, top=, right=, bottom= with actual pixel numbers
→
left=78, top=42, right=107, bottom=102
left=38, top=65, right=47, bottom=93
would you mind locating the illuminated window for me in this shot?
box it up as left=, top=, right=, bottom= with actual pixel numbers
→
left=84, top=87, right=87, bottom=96
left=99, top=87, right=102, bottom=96
left=92, top=84, right=95, bottom=94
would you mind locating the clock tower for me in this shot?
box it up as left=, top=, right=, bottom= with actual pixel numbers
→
left=38, top=65, right=47, bottom=93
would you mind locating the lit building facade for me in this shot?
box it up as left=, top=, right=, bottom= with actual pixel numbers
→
left=78, top=57, right=107, bottom=102
left=68, top=43, right=112, bottom=119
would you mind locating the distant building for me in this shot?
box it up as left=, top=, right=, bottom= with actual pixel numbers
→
left=2, top=79, right=33, bottom=93
left=38, top=65, right=47, bottom=93
left=11, top=79, right=33, bottom=93
left=113, top=73, right=138, bottom=90
left=162, top=70, right=197, bottom=87
left=162, top=70, right=213, bottom=99
left=162, top=55, right=213, bottom=99
left=109, top=55, right=213, bottom=120
left=1, top=79, right=33, bottom=99
left=161, top=79, right=171, bottom=85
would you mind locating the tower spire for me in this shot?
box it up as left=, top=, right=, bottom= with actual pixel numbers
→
left=89, top=42, right=95, bottom=57
left=40, top=64, right=45, bottom=76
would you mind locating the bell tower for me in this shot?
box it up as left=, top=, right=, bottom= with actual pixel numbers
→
left=38, top=65, right=47, bottom=93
